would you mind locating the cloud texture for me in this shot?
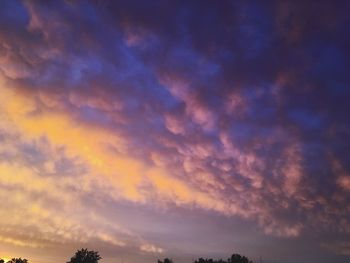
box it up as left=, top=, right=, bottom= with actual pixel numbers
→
left=0, top=1, right=350, bottom=263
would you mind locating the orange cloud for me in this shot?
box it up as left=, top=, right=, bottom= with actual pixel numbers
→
left=0, top=84, right=238, bottom=251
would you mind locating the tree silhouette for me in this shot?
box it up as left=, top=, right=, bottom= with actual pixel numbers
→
left=6, top=259, right=28, bottom=263
left=67, top=248, right=101, bottom=263
left=193, top=253, right=253, bottom=263
left=0, top=259, right=4, bottom=263
left=228, top=254, right=252, bottom=263
left=194, top=258, right=221, bottom=263
left=158, top=258, right=173, bottom=263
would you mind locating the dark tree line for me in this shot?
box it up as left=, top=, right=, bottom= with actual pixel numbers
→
left=0, top=259, right=28, bottom=263
left=1, top=249, right=253, bottom=263
left=0, top=249, right=101, bottom=263
left=193, top=254, right=253, bottom=263
left=158, top=254, right=253, bottom=263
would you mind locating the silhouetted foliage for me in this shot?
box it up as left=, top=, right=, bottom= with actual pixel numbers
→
left=6, top=259, right=28, bottom=263
left=228, top=254, right=253, bottom=263
left=229, top=254, right=252, bottom=263
left=67, top=248, right=101, bottom=263
left=158, top=258, right=173, bottom=263
left=0, top=259, right=5, bottom=263
left=194, top=254, right=253, bottom=263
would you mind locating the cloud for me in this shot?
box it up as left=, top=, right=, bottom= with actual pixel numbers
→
left=322, top=242, right=350, bottom=256
left=0, top=1, right=350, bottom=262
left=140, top=244, right=163, bottom=254
left=337, top=176, right=350, bottom=191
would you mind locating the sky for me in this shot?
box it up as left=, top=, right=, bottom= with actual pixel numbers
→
left=0, top=0, right=350, bottom=263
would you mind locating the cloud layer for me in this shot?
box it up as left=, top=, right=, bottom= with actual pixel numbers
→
left=0, top=1, right=350, bottom=263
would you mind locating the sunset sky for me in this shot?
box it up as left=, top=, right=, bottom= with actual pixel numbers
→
left=0, top=1, right=350, bottom=263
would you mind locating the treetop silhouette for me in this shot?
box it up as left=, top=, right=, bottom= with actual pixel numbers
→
left=66, top=248, right=101, bottom=263
left=158, top=258, right=173, bottom=263
left=194, top=253, right=253, bottom=263
left=1, top=259, right=28, bottom=263
left=2, top=250, right=252, bottom=263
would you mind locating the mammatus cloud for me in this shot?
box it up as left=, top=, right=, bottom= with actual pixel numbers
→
left=0, top=1, right=350, bottom=263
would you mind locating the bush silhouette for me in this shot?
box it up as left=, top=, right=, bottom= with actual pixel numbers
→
left=67, top=248, right=101, bottom=263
